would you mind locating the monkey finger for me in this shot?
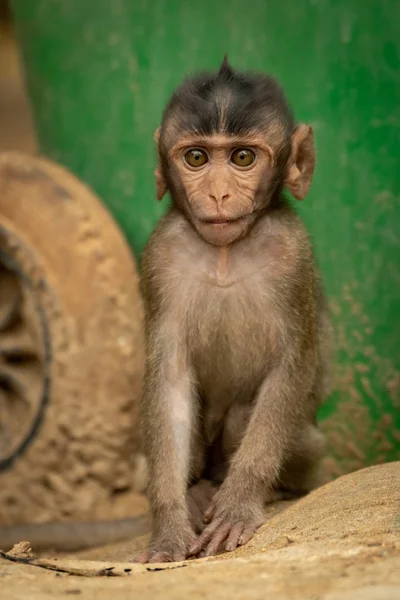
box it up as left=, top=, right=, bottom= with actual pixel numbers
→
left=238, top=523, right=259, bottom=546
left=203, top=522, right=232, bottom=557
left=173, top=551, right=187, bottom=562
left=189, top=518, right=222, bottom=555
left=133, top=549, right=155, bottom=563
left=225, top=522, right=245, bottom=552
left=203, top=498, right=217, bottom=523
left=148, top=551, right=175, bottom=563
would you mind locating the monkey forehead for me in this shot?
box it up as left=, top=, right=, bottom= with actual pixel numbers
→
left=160, top=69, right=294, bottom=150
left=163, top=115, right=288, bottom=157
left=168, top=133, right=274, bottom=160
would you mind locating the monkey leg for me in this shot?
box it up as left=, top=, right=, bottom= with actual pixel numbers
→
left=189, top=383, right=325, bottom=559
left=222, top=402, right=252, bottom=459
left=187, top=479, right=219, bottom=533
left=188, top=402, right=261, bottom=558
left=276, top=424, right=327, bottom=496
left=186, top=418, right=223, bottom=533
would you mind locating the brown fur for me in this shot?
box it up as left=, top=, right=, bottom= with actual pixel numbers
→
left=135, top=81, right=331, bottom=562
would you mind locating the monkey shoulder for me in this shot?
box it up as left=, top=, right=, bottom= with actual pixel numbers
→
left=142, top=210, right=194, bottom=273
left=140, top=210, right=195, bottom=311
left=253, top=209, right=315, bottom=280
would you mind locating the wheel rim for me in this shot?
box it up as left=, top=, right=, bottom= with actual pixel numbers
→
left=0, top=244, right=51, bottom=471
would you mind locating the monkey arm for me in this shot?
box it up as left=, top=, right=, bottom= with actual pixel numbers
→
left=135, top=323, right=197, bottom=563
left=226, top=365, right=308, bottom=492
left=190, top=353, right=315, bottom=557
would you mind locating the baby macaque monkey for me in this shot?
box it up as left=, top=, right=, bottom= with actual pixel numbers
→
left=136, top=57, right=331, bottom=563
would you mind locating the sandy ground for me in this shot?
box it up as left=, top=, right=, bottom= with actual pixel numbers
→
left=0, top=462, right=399, bottom=600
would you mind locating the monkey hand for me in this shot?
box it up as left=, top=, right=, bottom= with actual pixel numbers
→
left=188, top=486, right=264, bottom=557
left=133, top=520, right=196, bottom=564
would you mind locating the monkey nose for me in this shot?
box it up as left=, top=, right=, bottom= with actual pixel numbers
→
left=209, top=193, right=231, bottom=206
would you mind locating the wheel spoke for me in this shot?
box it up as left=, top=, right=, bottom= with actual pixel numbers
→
left=0, top=258, right=47, bottom=465
left=0, top=390, right=14, bottom=456
left=0, top=266, right=21, bottom=332
left=0, top=363, right=28, bottom=400
left=0, top=327, right=38, bottom=361
left=0, top=363, right=42, bottom=407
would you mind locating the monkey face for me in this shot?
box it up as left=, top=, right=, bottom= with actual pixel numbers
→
left=167, top=133, right=276, bottom=246
left=154, top=59, right=315, bottom=247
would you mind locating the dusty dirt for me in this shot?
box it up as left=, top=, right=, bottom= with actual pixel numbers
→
left=0, top=462, right=399, bottom=600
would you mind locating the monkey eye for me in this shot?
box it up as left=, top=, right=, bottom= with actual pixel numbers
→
left=184, top=149, right=208, bottom=168
left=231, top=148, right=256, bottom=167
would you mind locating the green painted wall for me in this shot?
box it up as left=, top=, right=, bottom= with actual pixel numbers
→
left=11, top=0, right=400, bottom=475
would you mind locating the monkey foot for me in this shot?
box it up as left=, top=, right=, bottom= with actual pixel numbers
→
left=187, top=479, right=219, bottom=533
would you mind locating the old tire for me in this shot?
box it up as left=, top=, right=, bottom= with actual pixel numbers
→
left=0, top=152, right=144, bottom=524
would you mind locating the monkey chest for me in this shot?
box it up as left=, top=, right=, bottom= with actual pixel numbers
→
left=189, top=283, right=273, bottom=402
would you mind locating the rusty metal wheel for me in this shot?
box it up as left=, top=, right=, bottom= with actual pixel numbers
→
left=0, top=152, right=144, bottom=525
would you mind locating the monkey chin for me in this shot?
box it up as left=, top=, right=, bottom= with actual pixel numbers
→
left=194, top=218, right=251, bottom=247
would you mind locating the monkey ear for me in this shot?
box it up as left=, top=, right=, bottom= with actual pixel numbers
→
left=285, top=124, right=315, bottom=201
left=154, top=127, right=168, bottom=201
left=155, top=167, right=168, bottom=201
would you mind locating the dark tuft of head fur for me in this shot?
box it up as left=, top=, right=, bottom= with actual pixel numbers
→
left=218, top=54, right=234, bottom=77
left=161, top=61, right=295, bottom=158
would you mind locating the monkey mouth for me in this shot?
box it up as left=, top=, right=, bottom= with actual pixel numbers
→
left=201, top=215, right=249, bottom=225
